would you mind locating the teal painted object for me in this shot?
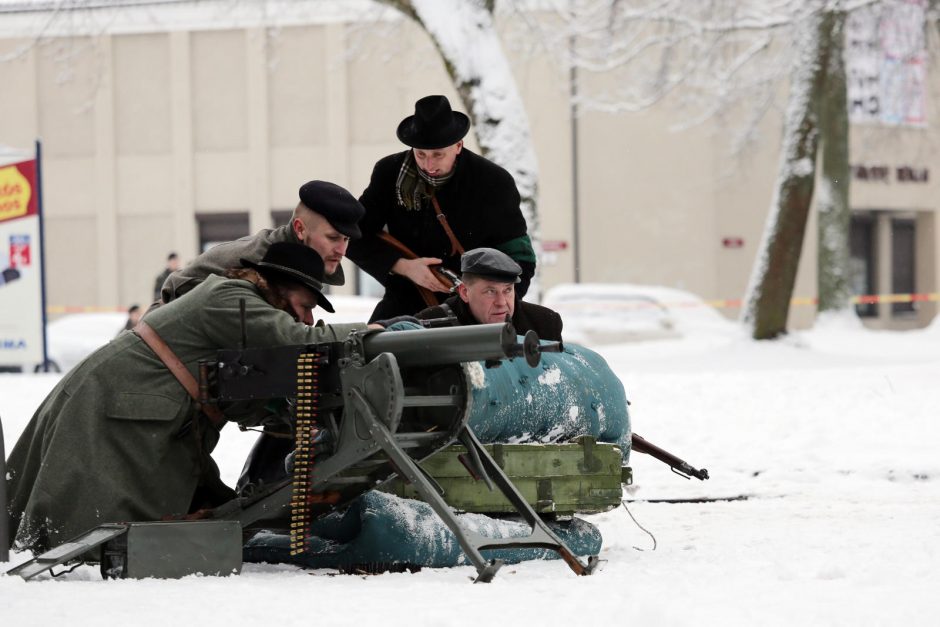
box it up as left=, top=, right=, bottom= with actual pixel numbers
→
left=467, top=341, right=631, bottom=462
left=242, top=329, right=624, bottom=573
left=244, top=491, right=602, bottom=571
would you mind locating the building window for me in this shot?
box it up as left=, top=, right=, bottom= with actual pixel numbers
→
left=891, top=218, right=916, bottom=316
left=271, top=210, right=292, bottom=228
left=197, top=212, right=249, bottom=252
left=849, top=215, right=876, bottom=317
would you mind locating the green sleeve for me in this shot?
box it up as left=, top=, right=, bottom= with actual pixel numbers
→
left=494, top=234, right=536, bottom=264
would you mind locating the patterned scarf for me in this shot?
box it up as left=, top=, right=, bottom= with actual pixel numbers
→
left=395, top=150, right=456, bottom=211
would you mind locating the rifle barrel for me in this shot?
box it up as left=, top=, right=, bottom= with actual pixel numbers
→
left=632, top=433, right=709, bottom=481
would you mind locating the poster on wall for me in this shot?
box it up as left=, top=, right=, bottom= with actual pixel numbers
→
left=846, top=0, right=927, bottom=127
left=0, top=157, right=45, bottom=369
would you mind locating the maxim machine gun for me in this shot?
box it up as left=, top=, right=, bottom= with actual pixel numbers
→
left=10, top=322, right=599, bottom=583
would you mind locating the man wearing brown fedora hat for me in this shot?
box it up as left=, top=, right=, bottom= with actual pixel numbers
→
left=6, top=243, right=375, bottom=555
left=348, top=95, right=536, bottom=322
left=160, top=180, right=365, bottom=305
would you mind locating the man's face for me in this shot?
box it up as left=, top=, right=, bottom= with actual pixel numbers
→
left=458, top=278, right=515, bottom=325
left=168, top=257, right=180, bottom=271
left=413, top=141, right=462, bottom=178
left=293, top=210, right=350, bottom=275
left=281, top=285, right=318, bottom=326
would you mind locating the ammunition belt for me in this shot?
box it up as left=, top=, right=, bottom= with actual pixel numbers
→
left=289, top=351, right=320, bottom=555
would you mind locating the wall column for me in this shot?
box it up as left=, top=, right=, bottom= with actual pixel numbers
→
left=169, top=31, right=196, bottom=257
left=875, top=211, right=893, bottom=325
left=325, top=22, right=354, bottom=295
left=94, top=34, right=119, bottom=306
left=916, top=210, right=937, bottom=325
left=246, top=27, right=271, bottom=233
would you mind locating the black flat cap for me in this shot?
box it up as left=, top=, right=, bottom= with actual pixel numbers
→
left=241, top=242, right=335, bottom=313
left=298, top=180, right=365, bottom=239
left=397, top=95, right=470, bottom=150
left=460, top=248, right=521, bottom=284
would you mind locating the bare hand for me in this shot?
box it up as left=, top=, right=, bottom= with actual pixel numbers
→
left=391, top=257, right=451, bottom=292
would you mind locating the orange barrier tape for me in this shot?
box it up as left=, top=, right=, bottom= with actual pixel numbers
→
left=548, top=292, right=940, bottom=312
left=47, top=305, right=129, bottom=314
left=706, top=293, right=940, bottom=308
left=46, top=292, right=940, bottom=315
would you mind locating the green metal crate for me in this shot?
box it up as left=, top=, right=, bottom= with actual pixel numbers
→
left=381, top=436, right=624, bottom=515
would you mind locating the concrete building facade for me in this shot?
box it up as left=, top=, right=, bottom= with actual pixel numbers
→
left=0, top=1, right=936, bottom=330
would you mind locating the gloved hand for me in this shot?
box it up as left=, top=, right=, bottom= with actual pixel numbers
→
left=372, top=315, right=421, bottom=328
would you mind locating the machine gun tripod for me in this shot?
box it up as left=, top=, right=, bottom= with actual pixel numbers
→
left=200, top=322, right=596, bottom=582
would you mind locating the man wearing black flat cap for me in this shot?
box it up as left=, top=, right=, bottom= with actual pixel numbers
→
left=348, top=95, right=536, bottom=322
left=415, top=247, right=562, bottom=341
left=160, top=180, right=365, bottom=304
left=6, top=242, right=377, bottom=555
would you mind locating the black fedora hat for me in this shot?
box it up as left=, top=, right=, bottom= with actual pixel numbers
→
left=240, top=242, right=335, bottom=313
left=396, top=95, right=470, bottom=149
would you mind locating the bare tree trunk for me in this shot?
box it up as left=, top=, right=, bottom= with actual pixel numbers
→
left=742, top=5, right=834, bottom=339
left=817, top=9, right=851, bottom=314
left=377, top=0, right=542, bottom=293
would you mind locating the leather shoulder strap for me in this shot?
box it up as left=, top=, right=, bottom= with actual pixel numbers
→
left=430, top=195, right=465, bottom=257
left=134, top=321, right=226, bottom=427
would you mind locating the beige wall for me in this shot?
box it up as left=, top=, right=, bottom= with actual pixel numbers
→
left=0, top=8, right=937, bottom=331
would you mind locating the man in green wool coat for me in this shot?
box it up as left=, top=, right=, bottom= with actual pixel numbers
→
left=5, top=243, right=374, bottom=555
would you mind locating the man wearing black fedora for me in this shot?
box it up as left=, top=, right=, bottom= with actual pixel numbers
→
left=160, top=180, right=365, bottom=305
left=348, top=95, right=536, bottom=322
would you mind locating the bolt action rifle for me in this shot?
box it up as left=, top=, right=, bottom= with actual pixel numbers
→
left=631, top=433, right=709, bottom=481
left=376, top=232, right=459, bottom=308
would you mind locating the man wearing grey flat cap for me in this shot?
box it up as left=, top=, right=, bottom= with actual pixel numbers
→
left=348, top=95, right=536, bottom=322
left=160, top=180, right=364, bottom=304
left=415, top=247, right=562, bottom=341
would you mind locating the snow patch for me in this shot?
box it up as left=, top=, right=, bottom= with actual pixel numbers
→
left=465, top=361, right=487, bottom=389
left=537, top=365, right=562, bottom=386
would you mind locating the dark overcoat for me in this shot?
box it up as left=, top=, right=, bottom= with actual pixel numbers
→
left=348, top=149, right=535, bottom=320
left=6, top=274, right=366, bottom=553
left=415, top=294, right=563, bottom=342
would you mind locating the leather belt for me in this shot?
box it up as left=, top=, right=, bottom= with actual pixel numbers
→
left=133, top=321, right=226, bottom=427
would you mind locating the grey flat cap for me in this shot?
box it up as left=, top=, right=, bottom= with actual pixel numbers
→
left=460, top=247, right=521, bottom=283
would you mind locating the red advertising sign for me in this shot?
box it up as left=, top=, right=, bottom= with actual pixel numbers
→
left=0, top=159, right=38, bottom=223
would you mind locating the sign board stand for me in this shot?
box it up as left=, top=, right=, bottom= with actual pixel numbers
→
left=0, top=140, right=47, bottom=372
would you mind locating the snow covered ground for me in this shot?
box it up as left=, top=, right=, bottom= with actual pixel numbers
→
left=1, top=305, right=939, bottom=626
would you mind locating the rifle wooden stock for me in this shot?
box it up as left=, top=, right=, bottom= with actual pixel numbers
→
left=632, top=433, right=709, bottom=481
left=376, top=232, right=455, bottom=308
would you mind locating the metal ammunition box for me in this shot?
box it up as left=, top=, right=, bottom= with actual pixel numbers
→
left=381, top=437, right=623, bottom=515
left=100, top=520, right=243, bottom=580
